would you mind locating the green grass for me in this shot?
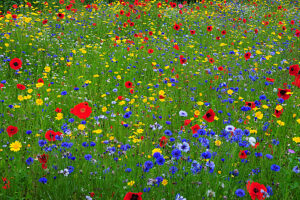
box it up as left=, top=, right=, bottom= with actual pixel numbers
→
left=0, top=0, right=299, bottom=199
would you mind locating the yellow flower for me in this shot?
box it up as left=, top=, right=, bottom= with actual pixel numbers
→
left=297, top=119, right=300, bottom=124
left=276, top=120, right=285, bottom=126
left=215, top=140, right=221, bottom=146
left=55, top=113, right=63, bottom=120
left=10, top=141, right=22, bottom=152
left=255, top=111, right=263, bottom=120
left=262, top=105, right=269, bottom=109
left=44, top=66, right=51, bottom=72
left=152, top=148, right=162, bottom=156
left=27, top=89, right=33, bottom=93
left=36, top=83, right=44, bottom=88
left=93, top=129, right=103, bottom=134
left=227, top=89, right=234, bottom=95
left=275, top=105, right=283, bottom=111
left=102, top=106, right=107, bottom=112
left=78, top=124, right=85, bottom=130
left=18, top=95, right=24, bottom=101
left=36, top=99, right=43, bottom=105
left=292, top=137, right=300, bottom=143
left=127, top=181, right=135, bottom=186
left=137, top=129, right=144, bottom=134
left=162, top=179, right=168, bottom=186
left=194, top=110, right=200, bottom=116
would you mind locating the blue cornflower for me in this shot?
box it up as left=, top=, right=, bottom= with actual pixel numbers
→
left=271, top=164, right=280, bottom=172
left=201, top=151, right=212, bottom=159
left=38, top=140, right=47, bottom=147
left=26, top=157, right=34, bottom=165
left=156, top=156, right=165, bottom=166
left=61, top=91, right=67, bottom=95
left=265, top=154, right=273, bottom=159
left=39, top=177, right=47, bottom=184
left=235, top=189, right=245, bottom=197
left=84, top=154, right=92, bottom=161
left=164, top=130, right=172, bottom=136
left=171, top=149, right=182, bottom=160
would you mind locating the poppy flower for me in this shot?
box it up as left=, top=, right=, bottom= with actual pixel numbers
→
left=148, top=49, right=154, bottom=54
left=174, top=24, right=180, bottom=31
left=266, top=77, right=274, bottom=82
left=148, top=31, right=153, bottom=36
left=244, top=52, right=251, bottom=60
left=277, top=88, right=291, bottom=100
left=246, top=181, right=267, bottom=200
left=37, top=78, right=44, bottom=84
left=245, top=102, right=256, bottom=110
left=9, top=58, right=22, bottom=70
left=173, top=44, right=179, bottom=50
left=239, top=150, right=247, bottom=159
left=38, top=154, right=49, bottom=169
left=216, top=36, right=220, bottom=40
left=221, top=30, right=226, bottom=35
left=55, top=107, right=62, bottom=113
left=70, top=102, right=92, bottom=119
left=2, top=177, right=10, bottom=190
left=42, top=19, right=48, bottom=24
left=180, top=57, right=187, bottom=64
left=124, top=192, right=142, bottom=200
left=57, top=13, right=64, bottom=19
left=184, top=119, right=191, bottom=126
left=125, top=81, right=133, bottom=88
left=45, top=130, right=58, bottom=142
left=6, top=125, right=18, bottom=137
left=209, top=58, right=214, bottom=64
left=191, top=124, right=200, bottom=134
left=207, top=26, right=213, bottom=32
left=218, top=66, right=224, bottom=71
left=190, top=30, right=195, bottom=35
left=289, top=64, right=299, bottom=76
left=254, top=29, right=258, bottom=34
left=12, top=14, right=17, bottom=19
left=17, top=84, right=26, bottom=90
left=159, top=136, right=168, bottom=147
left=202, top=109, right=215, bottom=122
left=274, top=109, right=283, bottom=118
left=292, top=76, right=300, bottom=88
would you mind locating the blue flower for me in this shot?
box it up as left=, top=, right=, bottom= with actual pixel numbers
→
left=26, top=157, right=34, bottom=165
left=84, top=154, right=92, bottom=161
left=156, top=156, right=165, bottom=166
left=235, top=189, right=245, bottom=197
left=39, top=177, right=47, bottom=184
left=271, top=164, right=280, bottom=172
left=265, top=154, right=273, bottom=159
left=164, top=130, right=172, bottom=136
left=201, top=151, right=211, bottom=159
left=171, top=149, right=182, bottom=160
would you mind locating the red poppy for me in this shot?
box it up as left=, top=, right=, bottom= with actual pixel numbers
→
left=274, top=109, right=283, bottom=118
left=125, top=81, right=133, bottom=88
left=246, top=181, right=267, bottom=200
left=216, top=36, right=220, bottom=40
left=129, top=89, right=134, bottom=94
left=0, top=83, right=4, bottom=91
left=244, top=52, right=251, bottom=60
left=209, top=58, right=214, bottom=64
left=17, top=84, right=26, bottom=90
left=239, top=150, right=247, bottom=159
left=42, top=19, right=48, bottom=24
left=13, top=4, right=18, bottom=9
left=57, top=13, right=64, bottom=19
left=38, top=154, right=49, bottom=169
left=12, top=14, right=17, bottom=19
left=118, top=96, right=124, bottom=100
left=148, top=49, right=154, bottom=54
left=277, top=88, right=291, bottom=100
left=292, top=75, right=300, bottom=88
left=191, top=124, right=200, bottom=134
left=55, top=107, right=62, bottom=113
left=254, top=29, right=258, bottom=34
left=190, top=30, right=195, bottom=35
left=70, top=102, right=92, bottom=119
left=45, top=130, right=58, bottom=142
left=2, top=177, right=10, bottom=190
left=124, top=192, right=142, bottom=200
left=202, top=109, right=215, bottom=122
left=174, top=24, right=180, bottom=31
left=289, top=64, right=299, bottom=76
left=9, top=58, right=22, bottom=70
left=245, top=102, right=256, bottom=110
left=173, top=44, right=179, bottom=50
left=266, top=77, right=274, bottom=82
left=180, top=57, right=187, bottom=64
left=184, top=119, right=191, bottom=126
left=27, top=2, right=32, bottom=7
left=221, top=30, right=226, bottom=35
left=207, top=26, right=213, bottom=32
left=59, top=0, right=64, bottom=4
left=149, top=31, right=153, bottom=36
left=37, top=78, right=44, bottom=84
left=6, top=125, right=18, bottom=137
left=291, top=20, right=295, bottom=25
left=159, top=136, right=168, bottom=147
left=243, top=18, right=246, bottom=23
left=218, top=66, right=224, bottom=71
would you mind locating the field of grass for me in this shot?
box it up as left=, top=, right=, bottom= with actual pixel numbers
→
left=0, top=0, right=299, bottom=199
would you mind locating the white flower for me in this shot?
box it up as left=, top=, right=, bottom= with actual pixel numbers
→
left=225, top=125, right=235, bottom=132
left=179, top=110, right=188, bottom=117
left=248, top=137, right=256, bottom=146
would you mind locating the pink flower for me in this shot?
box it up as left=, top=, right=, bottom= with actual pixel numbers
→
left=178, top=4, right=183, bottom=8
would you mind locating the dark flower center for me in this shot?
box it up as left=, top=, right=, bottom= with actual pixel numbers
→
left=253, top=188, right=259, bottom=193
left=13, top=62, right=19, bottom=66
left=206, top=113, right=211, bottom=118
left=248, top=103, right=251, bottom=106
left=280, top=90, right=286, bottom=95
left=130, top=194, right=139, bottom=200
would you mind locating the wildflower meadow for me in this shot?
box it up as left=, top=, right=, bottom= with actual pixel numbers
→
left=0, top=0, right=299, bottom=199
